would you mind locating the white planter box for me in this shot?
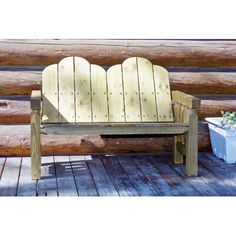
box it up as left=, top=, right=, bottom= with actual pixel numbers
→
left=205, top=117, right=236, bottom=163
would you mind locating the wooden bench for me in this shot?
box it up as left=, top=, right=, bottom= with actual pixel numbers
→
left=31, top=56, right=201, bottom=180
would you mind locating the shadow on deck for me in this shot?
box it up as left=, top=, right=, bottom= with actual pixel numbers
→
left=0, top=152, right=236, bottom=196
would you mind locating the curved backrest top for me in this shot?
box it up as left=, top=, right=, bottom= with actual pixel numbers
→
left=42, top=56, right=174, bottom=123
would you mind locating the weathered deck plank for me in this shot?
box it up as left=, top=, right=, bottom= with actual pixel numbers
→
left=0, top=158, right=6, bottom=180
left=165, top=157, right=220, bottom=196
left=0, top=158, right=21, bottom=196
left=37, top=156, right=58, bottom=196
left=102, top=156, right=139, bottom=196
left=118, top=156, right=159, bottom=196
left=69, top=156, right=98, bottom=196
left=54, top=156, right=78, bottom=196
left=17, top=157, right=37, bottom=196
left=132, top=155, right=179, bottom=196
left=0, top=153, right=236, bottom=196
left=87, top=156, right=119, bottom=196
left=199, top=153, right=236, bottom=194
left=148, top=156, right=201, bottom=196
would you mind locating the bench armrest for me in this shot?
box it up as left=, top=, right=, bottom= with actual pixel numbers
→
left=31, top=90, right=42, bottom=110
left=172, top=91, right=201, bottom=109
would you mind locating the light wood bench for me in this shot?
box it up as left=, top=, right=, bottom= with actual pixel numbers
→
left=31, top=56, right=201, bottom=180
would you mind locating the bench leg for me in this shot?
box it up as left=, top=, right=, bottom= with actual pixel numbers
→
left=173, top=136, right=183, bottom=164
left=185, top=110, right=198, bottom=176
left=31, top=109, right=41, bottom=180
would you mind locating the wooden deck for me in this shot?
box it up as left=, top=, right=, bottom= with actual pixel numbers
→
left=0, top=152, right=236, bottom=196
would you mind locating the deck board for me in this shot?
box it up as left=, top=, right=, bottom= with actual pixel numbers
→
left=37, top=156, right=58, bottom=196
left=54, top=156, right=78, bottom=196
left=0, top=153, right=236, bottom=196
left=70, top=156, right=98, bottom=196
left=0, top=158, right=21, bottom=196
left=118, top=156, right=159, bottom=196
left=102, top=156, right=139, bottom=196
left=17, top=157, right=37, bottom=196
left=0, top=158, right=6, bottom=180
left=87, top=156, right=119, bottom=196
left=149, top=156, right=201, bottom=196
left=199, top=153, right=236, bottom=195
left=133, top=155, right=179, bottom=196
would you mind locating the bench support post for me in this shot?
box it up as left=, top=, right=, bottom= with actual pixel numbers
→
left=185, top=109, right=198, bottom=176
left=31, top=90, right=41, bottom=180
left=173, top=136, right=183, bottom=164
left=31, top=109, right=41, bottom=179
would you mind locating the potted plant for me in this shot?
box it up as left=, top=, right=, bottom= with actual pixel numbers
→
left=205, top=112, right=236, bottom=163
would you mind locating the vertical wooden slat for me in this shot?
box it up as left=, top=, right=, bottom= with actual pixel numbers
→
left=137, top=57, right=157, bottom=122
left=91, top=64, right=108, bottom=122
left=58, top=57, right=75, bottom=123
left=42, top=64, right=58, bottom=123
left=122, top=57, right=141, bottom=122
left=74, top=57, right=92, bottom=122
left=153, top=65, right=174, bottom=122
left=107, top=64, right=125, bottom=122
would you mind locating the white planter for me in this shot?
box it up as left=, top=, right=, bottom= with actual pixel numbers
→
left=205, top=117, right=236, bottom=163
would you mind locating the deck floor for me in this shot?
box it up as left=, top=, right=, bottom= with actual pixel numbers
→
left=0, top=152, right=236, bottom=196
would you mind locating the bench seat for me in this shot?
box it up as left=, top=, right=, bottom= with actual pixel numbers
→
left=41, top=123, right=189, bottom=135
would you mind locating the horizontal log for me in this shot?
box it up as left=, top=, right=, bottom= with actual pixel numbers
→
left=1, top=40, right=236, bottom=67
left=0, top=70, right=41, bottom=95
left=0, top=99, right=30, bottom=123
left=197, top=100, right=236, bottom=119
left=0, top=98, right=235, bottom=123
left=169, top=72, right=236, bottom=94
left=1, top=70, right=236, bottom=95
left=0, top=122, right=210, bottom=156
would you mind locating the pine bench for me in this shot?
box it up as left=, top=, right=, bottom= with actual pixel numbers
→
left=31, top=56, right=201, bottom=180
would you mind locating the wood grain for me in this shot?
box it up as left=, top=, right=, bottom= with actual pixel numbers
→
left=107, top=64, right=125, bottom=122
left=31, top=108, right=41, bottom=180
left=91, top=65, right=108, bottom=122
left=58, top=57, right=75, bottom=122
left=122, top=58, right=141, bottom=122
left=137, top=57, right=157, bottom=122
left=74, top=57, right=92, bottom=122
left=1, top=39, right=236, bottom=67
left=42, top=64, right=58, bottom=123
left=153, top=65, right=173, bottom=122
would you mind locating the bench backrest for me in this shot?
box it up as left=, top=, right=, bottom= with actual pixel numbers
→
left=42, top=56, right=174, bottom=123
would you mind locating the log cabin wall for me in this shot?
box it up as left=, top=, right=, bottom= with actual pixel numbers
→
left=0, top=39, right=236, bottom=156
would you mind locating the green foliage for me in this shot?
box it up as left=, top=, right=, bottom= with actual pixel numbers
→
left=221, top=111, right=236, bottom=131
